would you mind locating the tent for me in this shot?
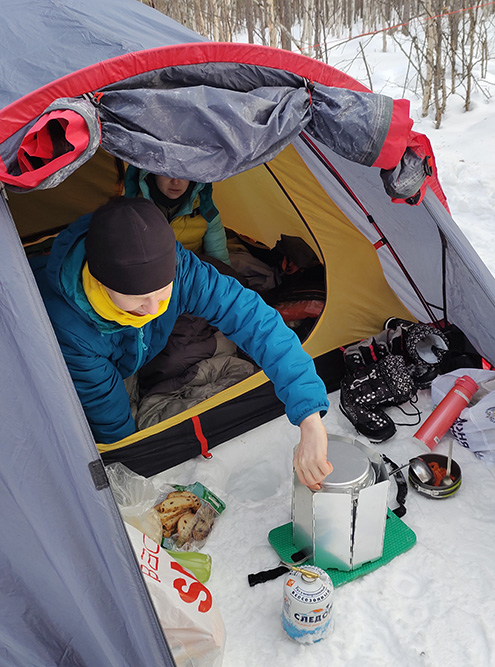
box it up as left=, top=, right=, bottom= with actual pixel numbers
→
left=2, top=0, right=495, bottom=662
left=5, top=2, right=495, bottom=482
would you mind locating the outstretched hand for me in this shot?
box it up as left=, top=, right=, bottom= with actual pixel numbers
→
left=293, top=412, right=333, bottom=490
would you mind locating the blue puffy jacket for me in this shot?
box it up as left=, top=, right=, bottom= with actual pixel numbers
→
left=32, top=213, right=329, bottom=443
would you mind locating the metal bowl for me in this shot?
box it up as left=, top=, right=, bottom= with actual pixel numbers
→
left=408, top=453, right=462, bottom=499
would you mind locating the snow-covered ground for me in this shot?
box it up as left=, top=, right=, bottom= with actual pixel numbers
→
left=153, top=30, right=495, bottom=667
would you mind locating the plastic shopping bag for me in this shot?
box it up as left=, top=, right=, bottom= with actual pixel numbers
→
left=106, top=462, right=163, bottom=543
left=126, top=523, right=225, bottom=667
left=430, top=368, right=495, bottom=462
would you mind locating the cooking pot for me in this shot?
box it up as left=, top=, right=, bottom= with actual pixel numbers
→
left=292, top=434, right=390, bottom=571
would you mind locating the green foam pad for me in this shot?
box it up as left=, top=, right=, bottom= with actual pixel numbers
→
left=268, top=509, right=416, bottom=587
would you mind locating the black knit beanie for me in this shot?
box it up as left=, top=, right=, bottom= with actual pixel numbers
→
left=85, top=198, right=176, bottom=295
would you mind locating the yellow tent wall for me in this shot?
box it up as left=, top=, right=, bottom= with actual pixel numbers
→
left=213, top=143, right=413, bottom=355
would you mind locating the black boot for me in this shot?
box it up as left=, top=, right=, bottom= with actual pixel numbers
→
left=339, top=355, right=416, bottom=442
left=383, top=318, right=449, bottom=388
left=343, top=327, right=404, bottom=375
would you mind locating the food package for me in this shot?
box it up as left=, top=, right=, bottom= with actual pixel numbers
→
left=154, top=481, right=226, bottom=552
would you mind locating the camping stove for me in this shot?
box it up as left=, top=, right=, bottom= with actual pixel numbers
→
left=292, top=434, right=390, bottom=571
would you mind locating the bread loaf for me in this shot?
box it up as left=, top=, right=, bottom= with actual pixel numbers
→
left=192, top=505, right=216, bottom=541
left=155, top=494, right=199, bottom=515
left=154, top=490, right=203, bottom=540
left=175, top=511, right=197, bottom=547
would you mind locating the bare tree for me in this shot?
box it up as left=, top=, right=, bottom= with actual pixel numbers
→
left=141, top=0, right=495, bottom=126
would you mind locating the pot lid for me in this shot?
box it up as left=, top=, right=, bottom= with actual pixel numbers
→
left=321, top=437, right=374, bottom=490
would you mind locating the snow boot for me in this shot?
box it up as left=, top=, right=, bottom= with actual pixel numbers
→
left=339, top=354, right=416, bottom=442
left=343, top=327, right=404, bottom=375
left=383, top=317, right=449, bottom=388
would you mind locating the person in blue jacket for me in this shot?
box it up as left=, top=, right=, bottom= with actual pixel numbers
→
left=33, top=198, right=332, bottom=490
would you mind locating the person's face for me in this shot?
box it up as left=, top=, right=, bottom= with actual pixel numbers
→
left=105, top=282, right=173, bottom=316
left=155, top=176, right=190, bottom=199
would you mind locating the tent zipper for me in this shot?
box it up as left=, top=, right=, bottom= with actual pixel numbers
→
left=133, top=328, right=148, bottom=375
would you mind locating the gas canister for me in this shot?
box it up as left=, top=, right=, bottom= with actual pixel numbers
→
left=282, top=565, right=333, bottom=643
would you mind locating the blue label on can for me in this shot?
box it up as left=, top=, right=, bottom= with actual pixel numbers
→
left=282, top=601, right=333, bottom=643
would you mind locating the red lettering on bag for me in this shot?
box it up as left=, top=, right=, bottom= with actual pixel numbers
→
left=141, top=565, right=161, bottom=582
left=140, top=549, right=159, bottom=572
left=139, top=534, right=161, bottom=582
left=170, top=561, right=212, bottom=613
left=142, top=535, right=160, bottom=553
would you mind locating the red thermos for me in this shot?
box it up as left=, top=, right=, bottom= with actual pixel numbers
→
left=414, top=375, right=479, bottom=450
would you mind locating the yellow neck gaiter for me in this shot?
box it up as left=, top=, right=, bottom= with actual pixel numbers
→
left=82, top=262, right=171, bottom=328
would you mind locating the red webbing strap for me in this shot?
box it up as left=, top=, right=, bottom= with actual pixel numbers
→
left=191, top=415, right=212, bottom=459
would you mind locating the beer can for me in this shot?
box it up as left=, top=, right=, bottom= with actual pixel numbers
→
left=282, top=565, right=333, bottom=643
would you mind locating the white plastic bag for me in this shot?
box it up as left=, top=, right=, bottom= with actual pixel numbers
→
left=126, top=523, right=225, bottom=667
left=430, top=368, right=495, bottom=462
left=106, top=462, right=163, bottom=544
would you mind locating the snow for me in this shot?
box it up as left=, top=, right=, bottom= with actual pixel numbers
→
left=152, top=32, right=495, bottom=667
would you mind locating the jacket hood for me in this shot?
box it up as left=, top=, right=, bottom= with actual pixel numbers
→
left=125, top=166, right=207, bottom=217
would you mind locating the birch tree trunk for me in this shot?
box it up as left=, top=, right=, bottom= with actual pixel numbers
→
left=422, top=0, right=436, bottom=117
left=246, top=0, right=255, bottom=43
left=464, top=8, right=477, bottom=111
left=449, top=13, right=459, bottom=95
left=280, top=0, right=293, bottom=50
left=433, top=15, right=446, bottom=128
left=300, top=0, right=313, bottom=54
left=265, top=0, right=278, bottom=47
